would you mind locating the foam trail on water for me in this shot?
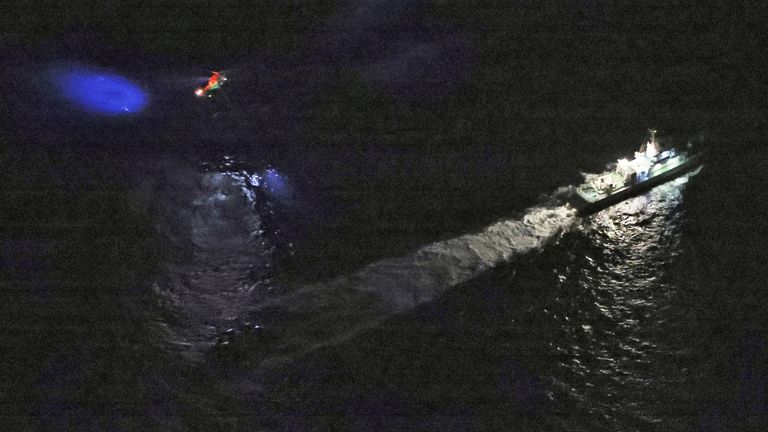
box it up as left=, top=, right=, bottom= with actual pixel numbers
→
left=355, top=204, right=575, bottom=312
left=247, top=203, right=577, bottom=366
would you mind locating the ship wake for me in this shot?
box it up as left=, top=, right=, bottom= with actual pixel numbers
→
left=220, top=199, right=578, bottom=367
left=145, top=159, right=578, bottom=365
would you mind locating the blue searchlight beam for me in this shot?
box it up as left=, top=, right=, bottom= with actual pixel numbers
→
left=54, top=69, right=147, bottom=116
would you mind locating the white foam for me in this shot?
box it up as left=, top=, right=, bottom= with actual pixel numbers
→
left=149, top=162, right=578, bottom=362
left=251, top=204, right=578, bottom=365
left=340, top=205, right=576, bottom=312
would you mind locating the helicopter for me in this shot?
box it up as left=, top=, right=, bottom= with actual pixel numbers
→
left=194, top=71, right=227, bottom=98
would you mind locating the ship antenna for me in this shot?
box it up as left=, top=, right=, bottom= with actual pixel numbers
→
left=649, top=128, right=657, bottom=144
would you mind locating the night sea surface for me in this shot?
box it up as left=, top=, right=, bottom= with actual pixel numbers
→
left=2, top=2, right=767, bottom=431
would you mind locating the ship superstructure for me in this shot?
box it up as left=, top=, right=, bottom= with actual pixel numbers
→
left=569, top=130, right=702, bottom=216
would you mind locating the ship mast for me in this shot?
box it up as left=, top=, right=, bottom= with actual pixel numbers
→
left=648, top=128, right=658, bottom=146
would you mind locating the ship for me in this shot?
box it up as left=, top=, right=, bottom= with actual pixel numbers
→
left=568, top=130, right=703, bottom=216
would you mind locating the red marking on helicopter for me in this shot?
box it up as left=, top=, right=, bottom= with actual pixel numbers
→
left=195, top=71, right=226, bottom=97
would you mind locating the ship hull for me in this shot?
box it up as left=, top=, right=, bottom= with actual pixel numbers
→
left=569, top=152, right=702, bottom=216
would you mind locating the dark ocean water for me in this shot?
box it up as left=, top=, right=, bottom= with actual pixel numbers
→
left=2, top=2, right=768, bottom=431
left=3, top=132, right=767, bottom=432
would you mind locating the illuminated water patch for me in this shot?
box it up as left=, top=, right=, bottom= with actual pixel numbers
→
left=53, top=69, right=147, bottom=115
left=262, top=168, right=292, bottom=199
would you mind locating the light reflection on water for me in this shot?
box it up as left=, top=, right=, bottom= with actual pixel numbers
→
left=547, top=173, right=701, bottom=429
left=144, top=157, right=293, bottom=360
left=223, top=171, right=707, bottom=432
left=137, top=152, right=703, bottom=430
